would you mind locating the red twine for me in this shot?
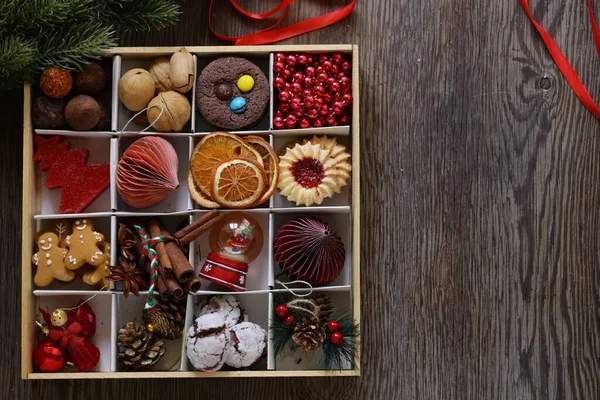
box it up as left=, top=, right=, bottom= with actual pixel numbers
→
left=519, top=0, right=600, bottom=117
left=209, top=0, right=356, bottom=45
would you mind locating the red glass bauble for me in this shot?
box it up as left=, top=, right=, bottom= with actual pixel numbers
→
left=318, top=54, right=329, bottom=63
left=302, top=89, right=312, bottom=99
left=292, top=82, right=303, bottom=94
left=337, top=72, right=347, bottom=80
left=331, top=64, right=340, bottom=74
left=313, top=118, right=324, bottom=128
left=297, top=54, right=308, bottom=65
left=273, top=116, right=285, bottom=130
left=304, top=95, right=315, bottom=107
left=303, top=77, right=314, bottom=88
left=292, top=72, right=304, bottom=82
left=327, top=320, right=340, bottom=332
left=316, top=66, right=324, bottom=75
left=339, top=115, right=349, bottom=125
left=33, top=339, right=66, bottom=372
left=339, top=76, right=351, bottom=89
left=330, top=332, right=344, bottom=345
left=298, top=117, right=311, bottom=129
left=294, top=106, right=305, bottom=117
left=342, top=93, right=353, bottom=105
left=322, top=60, right=333, bottom=71
left=332, top=101, right=344, bottom=114
left=276, top=304, right=289, bottom=318
left=332, top=52, right=344, bottom=65
left=278, top=90, right=291, bottom=102
left=314, top=96, right=325, bottom=107
left=313, top=85, right=326, bottom=96
left=319, top=104, right=329, bottom=116
left=305, top=66, right=316, bottom=77
left=325, top=114, right=337, bottom=126
left=274, top=53, right=285, bottom=63
left=283, top=315, right=296, bottom=327
left=285, top=114, right=297, bottom=129
left=286, top=54, right=297, bottom=66
left=322, top=93, right=333, bottom=104
left=282, top=69, right=292, bottom=80
left=306, top=54, right=314, bottom=64
left=279, top=102, right=291, bottom=114
left=330, top=81, right=341, bottom=93
left=343, top=85, right=352, bottom=94
left=290, top=97, right=302, bottom=109
left=307, top=107, right=319, bottom=119
left=274, top=76, right=286, bottom=89
left=341, top=61, right=351, bottom=71
left=273, top=62, right=285, bottom=73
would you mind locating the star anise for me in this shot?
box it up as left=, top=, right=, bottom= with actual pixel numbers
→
left=110, top=223, right=147, bottom=298
left=108, top=258, right=147, bottom=298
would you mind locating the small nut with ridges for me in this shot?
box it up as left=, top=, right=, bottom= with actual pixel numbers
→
left=147, top=91, right=191, bottom=132
left=169, top=48, right=194, bottom=93
left=148, top=57, right=175, bottom=92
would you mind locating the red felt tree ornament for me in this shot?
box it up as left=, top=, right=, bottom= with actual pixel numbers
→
left=33, top=135, right=110, bottom=214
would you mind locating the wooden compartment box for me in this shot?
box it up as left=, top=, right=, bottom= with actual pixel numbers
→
left=21, top=45, right=360, bottom=379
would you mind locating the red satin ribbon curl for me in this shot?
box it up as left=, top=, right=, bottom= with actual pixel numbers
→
left=520, top=0, right=600, bottom=117
left=209, top=0, right=356, bottom=46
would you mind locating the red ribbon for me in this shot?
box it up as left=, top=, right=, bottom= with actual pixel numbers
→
left=519, top=0, right=600, bottom=117
left=209, top=0, right=356, bottom=45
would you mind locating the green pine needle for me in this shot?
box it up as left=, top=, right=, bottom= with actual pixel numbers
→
left=0, top=36, right=36, bottom=89
left=35, top=22, right=116, bottom=72
left=94, top=0, right=181, bottom=31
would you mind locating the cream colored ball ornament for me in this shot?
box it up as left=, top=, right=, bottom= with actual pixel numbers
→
left=118, top=68, right=156, bottom=111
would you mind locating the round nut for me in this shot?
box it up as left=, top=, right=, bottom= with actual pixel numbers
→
left=147, top=91, right=191, bottom=132
left=118, top=68, right=155, bottom=111
left=148, top=57, right=174, bottom=92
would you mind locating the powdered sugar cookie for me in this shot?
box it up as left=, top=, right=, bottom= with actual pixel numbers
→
left=186, top=313, right=228, bottom=371
left=223, top=322, right=267, bottom=368
left=198, top=295, right=244, bottom=328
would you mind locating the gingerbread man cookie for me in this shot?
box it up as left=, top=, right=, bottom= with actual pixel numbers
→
left=64, top=219, right=105, bottom=269
left=32, top=232, right=75, bottom=287
left=83, top=242, right=111, bottom=287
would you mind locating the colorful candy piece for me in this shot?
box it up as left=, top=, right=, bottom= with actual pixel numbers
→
left=237, top=75, right=254, bottom=92
left=230, top=97, right=247, bottom=113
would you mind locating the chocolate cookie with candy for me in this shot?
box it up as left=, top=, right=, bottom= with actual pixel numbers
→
left=196, top=57, right=269, bottom=130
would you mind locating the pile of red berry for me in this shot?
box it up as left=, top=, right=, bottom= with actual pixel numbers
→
left=272, top=52, right=353, bottom=130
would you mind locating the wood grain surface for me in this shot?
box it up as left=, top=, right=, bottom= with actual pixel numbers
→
left=1, top=0, right=599, bottom=399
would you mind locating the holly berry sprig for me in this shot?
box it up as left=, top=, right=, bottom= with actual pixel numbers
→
left=270, top=293, right=360, bottom=370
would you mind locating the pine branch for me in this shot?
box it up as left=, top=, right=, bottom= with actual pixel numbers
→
left=35, top=22, right=116, bottom=72
left=0, top=36, right=36, bottom=89
left=93, top=0, right=181, bottom=31
left=12, top=0, right=95, bottom=36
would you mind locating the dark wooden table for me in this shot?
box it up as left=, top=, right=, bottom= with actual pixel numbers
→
left=2, top=1, right=599, bottom=398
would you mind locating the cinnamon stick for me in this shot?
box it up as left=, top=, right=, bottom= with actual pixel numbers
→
left=162, top=228, right=196, bottom=283
left=176, top=212, right=225, bottom=246
left=183, top=275, right=201, bottom=293
left=147, top=219, right=173, bottom=275
left=144, top=258, right=183, bottom=298
left=175, top=209, right=220, bottom=238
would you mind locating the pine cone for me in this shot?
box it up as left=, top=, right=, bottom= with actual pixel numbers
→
left=292, top=318, right=326, bottom=352
left=143, top=295, right=186, bottom=339
left=118, top=321, right=165, bottom=371
left=312, top=293, right=333, bottom=324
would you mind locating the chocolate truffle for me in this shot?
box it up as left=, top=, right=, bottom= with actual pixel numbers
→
left=74, top=62, right=108, bottom=95
left=32, top=96, right=65, bottom=129
left=196, top=57, right=269, bottom=130
left=65, top=95, right=101, bottom=131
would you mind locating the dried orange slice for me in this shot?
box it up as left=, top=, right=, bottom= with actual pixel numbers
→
left=244, top=136, right=279, bottom=205
left=190, top=132, right=262, bottom=196
left=187, top=171, right=221, bottom=209
left=211, top=157, right=266, bottom=209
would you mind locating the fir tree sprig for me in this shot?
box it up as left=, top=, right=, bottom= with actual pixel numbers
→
left=93, top=0, right=181, bottom=31
left=0, top=0, right=181, bottom=89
